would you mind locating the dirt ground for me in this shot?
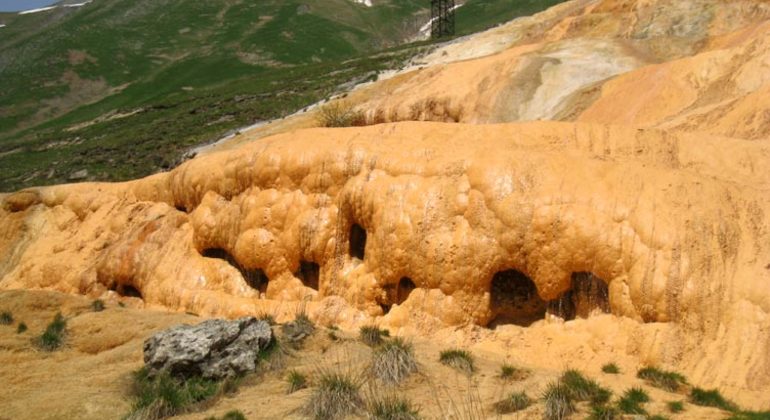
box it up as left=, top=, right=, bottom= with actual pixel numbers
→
left=0, top=290, right=735, bottom=420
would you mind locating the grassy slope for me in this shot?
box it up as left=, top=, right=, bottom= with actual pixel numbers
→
left=0, top=0, right=564, bottom=192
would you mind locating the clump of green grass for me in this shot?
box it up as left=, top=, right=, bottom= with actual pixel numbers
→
left=367, top=393, right=420, bottom=420
left=204, top=410, right=247, bottom=420
left=0, top=311, right=13, bottom=325
left=17, top=322, right=28, bottom=334
left=287, top=370, right=308, bottom=394
left=371, top=337, right=418, bottom=384
left=439, top=349, right=474, bottom=375
left=542, top=380, right=575, bottom=420
left=690, top=387, right=738, bottom=411
left=257, top=312, right=276, bottom=326
left=303, top=370, right=363, bottom=420
left=561, top=369, right=611, bottom=405
left=91, top=299, right=105, bottom=312
left=493, top=391, right=531, bottom=414
left=360, top=325, right=389, bottom=347
left=36, top=312, right=67, bottom=351
left=617, top=387, right=650, bottom=415
left=601, top=363, right=620, bottom=374
left=667, top=400, right=685, bottom=413
left=499, top=363, right=530, bottom=381
left=727, top=411, right=770, bottom=419
left=588, top=403, right=620, bottom=420
left=128, top=367, right=222, bottom=420
left=649, top=416, right=671, bottom=420
left=637, top=367, right=687, bottom=392
left=316, top=101, right=365, bottom=128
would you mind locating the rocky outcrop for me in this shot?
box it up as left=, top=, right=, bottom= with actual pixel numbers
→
left=143, top=317, right=273, bottom=380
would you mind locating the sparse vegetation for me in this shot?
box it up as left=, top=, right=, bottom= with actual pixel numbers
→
left=287, top=370, right=308, bottom=394
left=370, top=337, right=418, bottom=384
left=0, top=311, right=12, bottom=325
left=617, top=387, right=650, bottom=415
left=601, top=363, right=620, bottom=374
left=367, top=393, right=420, bottom=420
left=561, top=369, right=611, bottom=405
left=127, top=367, right=221, bottom=420
left=360, top=325, right=389, bottom=347
left=499, top=363, right=529, bottom=381
left=17, top=322, right=28, bottom=334
left=304, top=370, right=364, bottom=420
left=542, top=380, right=575, bottom=420
left=36, top=312, right=67, bottom=351
left=204, top=410, right=247, bottom=420
left=690, top=387, right=738, bottom=411
left=282, top=308, right=315, bottom=347
left=316, top=101, right=365, bottom=128
left=727, top=411, right=770, bottom=420
left=667, top=400, right=685, bottom=413
left=493, top=391, right=531, bottom=414
left=91, top=299, right=106, bottom=312
left=257, top=312, right=276, bottom=326
left=439, top=349, right=474, bottom=374
left=637, top=367, right=687, bottom=392
left=588, top=404, right=620, bottom=420
left=649, top=416, right=671, bottom=420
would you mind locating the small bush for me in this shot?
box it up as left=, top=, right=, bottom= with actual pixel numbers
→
left=0, top=311, right=13, bottom=325
left=499, top=363, right=529, bottom=381
left=601, top=363, right=620, bottom=374
left=360, top=325, right=389, bottom=347
left=617, top=387, right=650, bottom=415
left=17, top=322, right=28, bottom=334
left=439, top=349, right=474, bottom=374
left=561, top=369, right=611, bottom=405
left=667, top=400, right=685, bottom=413
left=637, top=367, right=687, bottom=392
left=542, top=381, right=575, bottom=420
left=91, top=299, right=105, bottom=312
left=588, top=404, right=620, bottom=420
left=316, top=102, right=365, bottom=128
left=36, top=312, right=66, bottom=351
left=287, top=370, right=308, bottom=394
left=371, top=337, right=417, bottom=384
left=690, top=387, right=738, bottom=411
left=303, top=370, right=363, bottom=420
left=204, top=410, right=247, bottom=420
left=367, top=393, right=420, bottom=420
left=128, top=367, right=221, bottom=419
left=493, top=391, right=531, bottom=414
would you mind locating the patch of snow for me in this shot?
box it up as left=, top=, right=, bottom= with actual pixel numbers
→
left=64, top=1, right=93, bottom=8
left=19, top=6, right=56, bottom=15
left=351, top=0, right=372, bottom=7
left=0, top=24, right=6, bottom=28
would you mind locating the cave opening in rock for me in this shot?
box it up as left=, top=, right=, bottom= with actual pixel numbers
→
left=397, top=277, right=416, bottom=304
left=110, top=283, right=143, bottom=299
left=202, top=248, right=269, bottom=294
left=349, top=223, right=367, bottom=260
left=296, top=261, right=320, bottom=290
left=488, top=269, right=547, bottom=328
left=546, top=272, right=610, bottom=320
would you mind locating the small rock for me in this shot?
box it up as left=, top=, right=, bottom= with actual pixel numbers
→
left=68, top=169, right=88, bottom=180
left=143, top=317, right=272, bottom=380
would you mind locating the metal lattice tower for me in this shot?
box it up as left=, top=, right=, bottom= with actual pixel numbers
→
left=431, top=0, right=455, bottom=39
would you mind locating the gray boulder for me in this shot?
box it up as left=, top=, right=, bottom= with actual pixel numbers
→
left=143, top=317, right=272, bottom=380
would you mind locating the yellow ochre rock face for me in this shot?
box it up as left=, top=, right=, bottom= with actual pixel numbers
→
left=1, top=0, right=770, bottom=409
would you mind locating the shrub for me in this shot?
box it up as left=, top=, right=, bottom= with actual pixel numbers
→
left=17, top=322, right=27, bottom=334
left=367, top=393, right=420, bottom=420
left=439, top=349, right=474, bottom=374
left=128, top=367, right=222, bottom=419
left=371, top=337, right=417, bottom=384
left=36, top=312, right=67, bottom=351
left=617, top=387, right=650, bottom=415
left=360, top=325, right=389, bottom=347
left=601, top=363, right=620, bottom=374
left=287, top=370, right=308, bottom=394
left=499, top=363, right=529, bottom=381
left=493, top=391, right=531, bottom=414
left=204, top=410, right=247, bottom=420
left=561, top=369, right=611, bottom=405
left=303, top=370, right=363, bottom=420
left=667, top=400, right=685, bottom=413
left=588, top=404, right=620, bottom=420
left=690, top=387, right=738, bottom=411
left=91, top=299, right=105, bottom=312
left=316, top=102, right=364, bottom=128
left=0, top=311, right=13, bottom=325
left=637, top=367, right=687, bottom=392
left=542, top=380, right=575, bottom=420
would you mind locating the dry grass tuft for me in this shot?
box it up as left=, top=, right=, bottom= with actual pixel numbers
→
left=370, top=337, right=418, bottom=384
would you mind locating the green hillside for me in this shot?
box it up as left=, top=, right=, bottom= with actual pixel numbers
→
left=0, top=0, right=564, bottom=192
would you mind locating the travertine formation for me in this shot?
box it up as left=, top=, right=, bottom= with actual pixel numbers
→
left=1, top=0, right=769, bottom=408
